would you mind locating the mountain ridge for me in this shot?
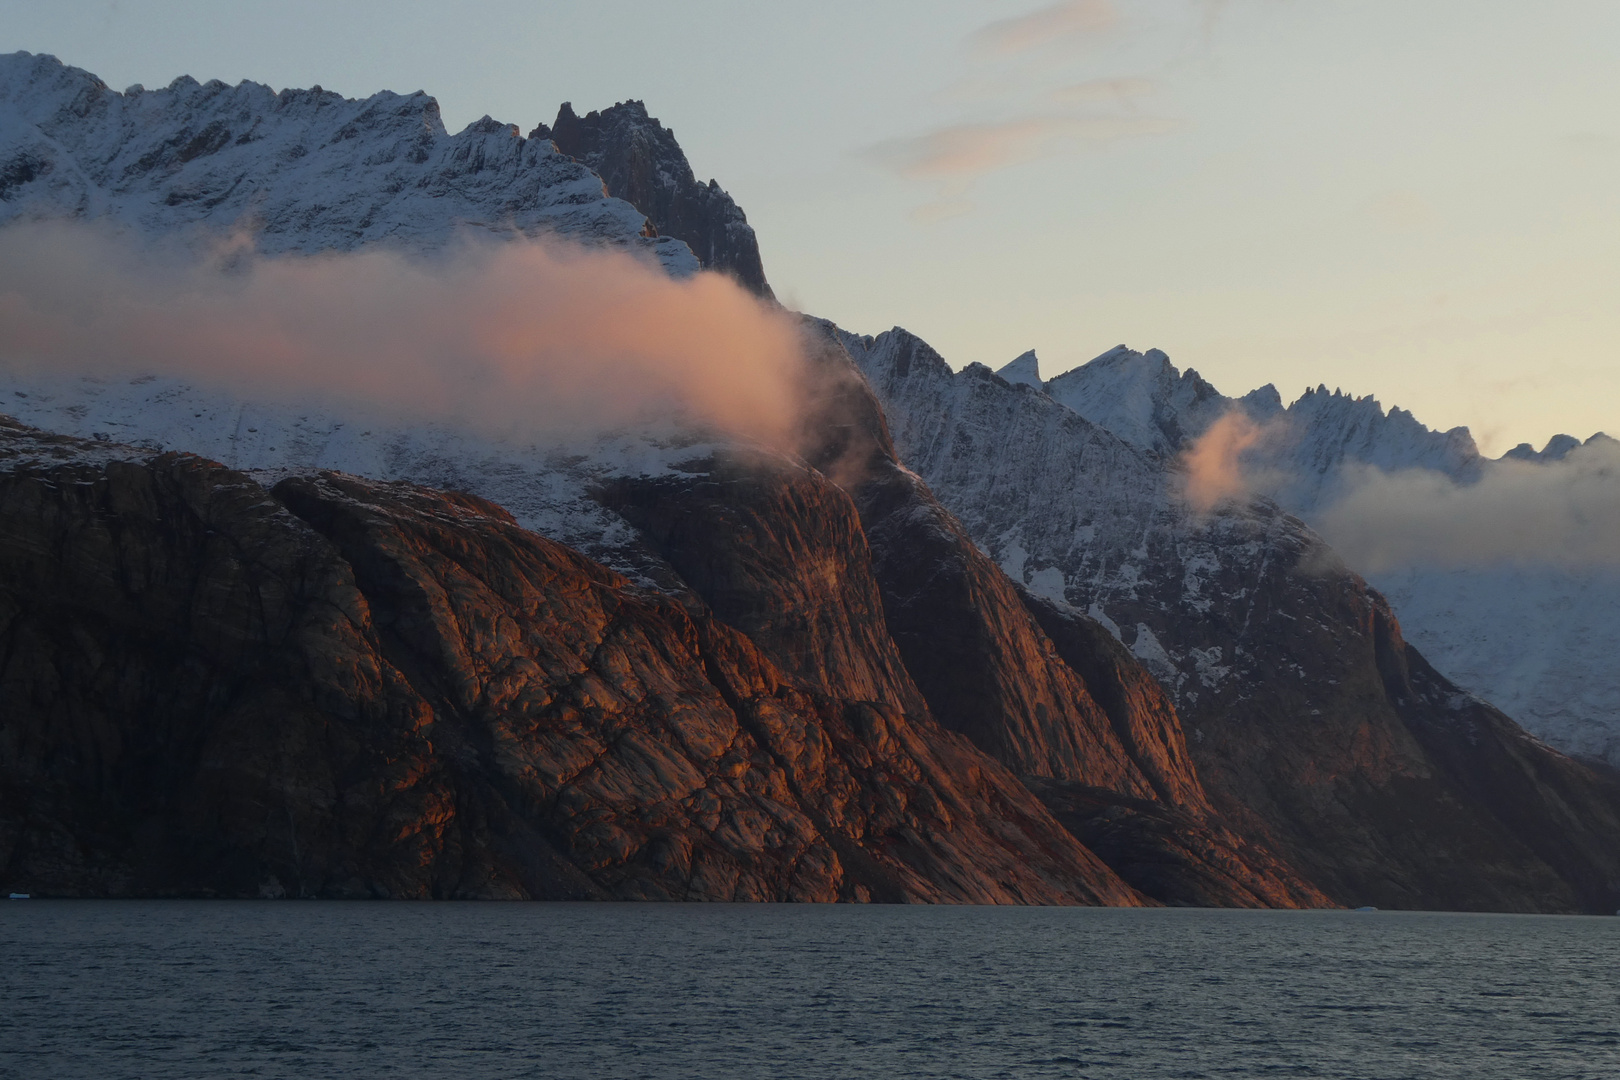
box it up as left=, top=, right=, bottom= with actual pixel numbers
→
left=0, top=51, right=691, bottom=268
left=995, top=342, right=1620, bottom=767
left=843, top=323, right=1620, bottom=912
left=3, top=54, right=1617, bottom=910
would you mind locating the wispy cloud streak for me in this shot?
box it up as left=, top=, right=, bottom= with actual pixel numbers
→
left=1178, top=411, right=1267, bottom=513
left=864, top=112, right=1180, bottom=180
left=970, top=0, right=1121, bottom=56
left=1049, top=77, right=1157, bottom=107
left=862, top=2, right=1189, bottom=207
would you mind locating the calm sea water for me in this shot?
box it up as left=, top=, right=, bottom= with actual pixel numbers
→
left=1, top=902, right=1616, bottom=1079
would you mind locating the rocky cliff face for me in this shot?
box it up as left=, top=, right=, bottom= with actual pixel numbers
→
left=846, top=325, right=1620, bottom=913
left=0, top=333, right=1329, bottom=902
left=791, top=331, right=1329, bottom=906
left=597, top=455, right=926, bottom=716
left=538, top=100, right=773, bottom=297
left=0, top=419, right=1140, bottom=903
left=584, top=365, right=1322, bottom=906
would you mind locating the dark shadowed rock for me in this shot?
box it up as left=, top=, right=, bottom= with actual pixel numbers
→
left=1120, top=524, right=1620, bottom=914
left=1378, top=612, right=1620, bottom=915
left=1023, top=779, right=1330, bottom=908
left=536, top=100, right=774, bottom=297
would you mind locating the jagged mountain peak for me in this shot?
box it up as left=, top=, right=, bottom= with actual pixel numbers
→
left=534, top=96, right=773, bottom=297
left=1240, top=383, right=1284, bottom=418
left=1282, top=381, right=1483, bottom=496
left=1043, top=343, right=1228, bottom=456
left=1545, top=433, right=1584, bottom=459
left=1501, top=432, right=1597, bottom=463
left=835, top=325, right=954, bottom=382
left=0, top=50, right=767, bottom=298
left=461, top=115, right=521, bottom=138
left=995, top=349, right=1044, bottom=389
left=1045, top=343, right=1177, bottom=384
left=1294, top=384, right=1410, bottom=418
left=1026, top=336, right=1486, bottom=503
left=5, top=52, right=434, bottom=124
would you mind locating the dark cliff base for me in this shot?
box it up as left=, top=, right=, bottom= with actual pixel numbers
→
left=1143, top=533, right=1620, bottom=916
left=1024, top=778, right=1329, bottom=909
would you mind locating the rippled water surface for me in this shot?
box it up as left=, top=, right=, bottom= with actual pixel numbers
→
left=3, top=902, right=1617, bottom=1079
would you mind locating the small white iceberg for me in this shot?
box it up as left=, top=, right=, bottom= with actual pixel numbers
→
left=8, top=893, right=30, bottom=900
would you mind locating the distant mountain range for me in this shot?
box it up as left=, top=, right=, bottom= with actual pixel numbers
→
left=1, top=51, right=1616, bottom=911
left=981, top=344, right=1620, bottom=767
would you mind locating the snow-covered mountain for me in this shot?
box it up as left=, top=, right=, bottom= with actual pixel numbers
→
left=0, top=52, right=771, bottom=287
left=1020, top=345, right=1484, bottom=508
left=1034, top=345, right=1240, bottom=458
left=1272, top=385, right=1486, bottom=510
left=0, top=51, right=693, bottom=268
left=0, top=367, right=743, bottom=597
left=839, top=324, right=1620, bottom=907
left=0, top=50, right=790, bottom=587
left=853, top=330, right=1355, bottom=712
left=1010, top=343, right=1619, bottom=767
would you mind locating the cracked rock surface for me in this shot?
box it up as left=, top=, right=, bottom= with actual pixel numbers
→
left=0, top=420, right=1137, bottom=902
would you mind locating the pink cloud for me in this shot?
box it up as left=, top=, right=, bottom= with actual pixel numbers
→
left=0, top=221, right=813, bottom=450
left=1179, top=411, right=1265, bottom=513
left=970, top=0, right=1121, bottom=56
left=863, top=112, right=1180, bottom=180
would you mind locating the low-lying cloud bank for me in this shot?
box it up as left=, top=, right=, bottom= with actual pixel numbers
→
left=1313, top=443, right=1620, bottom=572
left=1177, top=408, right=1620, bottom=571
left=0, top=221, right=810, bottom=449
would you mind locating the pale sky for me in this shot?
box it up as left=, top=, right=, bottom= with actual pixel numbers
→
left=4, top=1, right=1617, bottom=454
